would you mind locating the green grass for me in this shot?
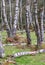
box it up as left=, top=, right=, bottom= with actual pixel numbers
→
left=1, top=30, right=7, bottom=42
left=30, top=32, right=37, bottom=45
left=1, top=30, right=37, bottom=44
left=4, top=46, right=30, bottom=56
left=16, top=54, right=45, bottom=65
left=0, top=31, right=45, bottom=65
left=16, top=31, right=37, bottom=44
left=0, top=46, right=45, bottom=65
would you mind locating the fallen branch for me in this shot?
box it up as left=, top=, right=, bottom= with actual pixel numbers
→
left=3, top=43, right=26, bottom=46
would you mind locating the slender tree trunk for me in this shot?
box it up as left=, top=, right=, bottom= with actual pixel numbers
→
left=25, top=0, right=31, bottom=46
left=17, top=22, right=20, bottom=30
left=34, top=0, right=41, bottom=46
left=40, top=6, right=44, bottom=42
left=9, top=0, right=13, bottom=37
left=13, top=0, right=19, bottom=37
left=0, top=31, right=5, bottom=58
left=9, top=0, right=12, bottom=30
left=20, top=0, right=23, bottom=30
left=2, top=0, right=11, bottom=37
left=1, top=1, right=4, bottom=30
left=0, top=2, right=5, bottom=57
left=28, top=0, right=32, bottom=27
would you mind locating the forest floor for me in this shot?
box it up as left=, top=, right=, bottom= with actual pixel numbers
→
left=0, top=30, right=45, bottom=65
left=2, top=30, right=37, bottom=45
left=0, top=46, right=45, bottom=65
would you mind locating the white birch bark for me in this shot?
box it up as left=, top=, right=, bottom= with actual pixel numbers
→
left=25, top=0, right=31, bottom=45
left=26, top=0, right=30, bottom=28
left=13, top=0, right=19, bottom=37
left=0, top=2, right=5, bottom=57
left=40, top=6, right=44, bottom=42
left=9, top=0, right=12, bottom=30
left=20, top=0, right=23, bottom=30
left=2, top=0, right=10, bottom=30
left=8, top=0, right=13, bottom=37
left=13, top=49, right=45, bottom=57
left=0, top=31, right=5, bottom=58
left=1, top=1, right=4, bottom=30
left=34, top=0, right=41, bottom=45
left=28, top=0, right=32, bottom=26
left=2, top=0, right=11, bottom=37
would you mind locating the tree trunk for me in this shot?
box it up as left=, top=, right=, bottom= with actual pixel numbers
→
left=2, top=0, right=12, bottom=37
left=9, top=0, right=12, bottom=30
left=34, top=0, right=41, bottom=46
left=25, top=0, right=31, bottom=46
left=9, top=0, right=13, bottom=37
left=0, top=31, right=5, bottom=58
left=19, top=0, right=23, bottom=30
left=1, top=1, right=4, bottom=30
left=40, top=6, right=44, bottom=42
left=13, top=0, right=19, bottom=37
left=2, top=0, right=11, bottom=37
left=28, top=0, right=32, bottom=27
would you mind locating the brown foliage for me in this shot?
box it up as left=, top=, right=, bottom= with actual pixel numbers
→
left=6, top=37, right=16, bottom=43
left=5, top=34, right=27, bottom=43
left=30, top=45, right=38, bottom=51
left=14, top=35, right=20, bottom=41
left=41, top=43, right=45, bottom=49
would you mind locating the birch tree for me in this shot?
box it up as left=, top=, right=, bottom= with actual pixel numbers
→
left=2, top=0, right=19, bottom=38
left=0, top=31, right=5, bottom=58
left=34, top=0, right=41, bottom=46
left=25, top=0, right=31, bottom=45
left=0, top=1, right=5, bottom=58
left=2, top=0, right=11, bottom=37
left=1, top=1, right=4, bottom=30
left=19, top=0, right=23, bottom=30
left=29, top=0, right=32, bottom=27
left=0, top=6, right=5, bottom=57
left=12, top=0, right=19, bottom=37
left=9, top=0, right=12, bottom=30
left=40, top=6, right=44, bottom=42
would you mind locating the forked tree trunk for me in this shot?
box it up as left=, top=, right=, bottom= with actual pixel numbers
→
left=25, top=0, right=31, bottom=46
left=2, top=0, right=11, bottom=37
left=2, top=0, right=19, bottom=38
left=34, top=0, right=41, bottom=46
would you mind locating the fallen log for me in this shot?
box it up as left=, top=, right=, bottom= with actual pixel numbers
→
left=13, top=49, right=45, bottom=57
